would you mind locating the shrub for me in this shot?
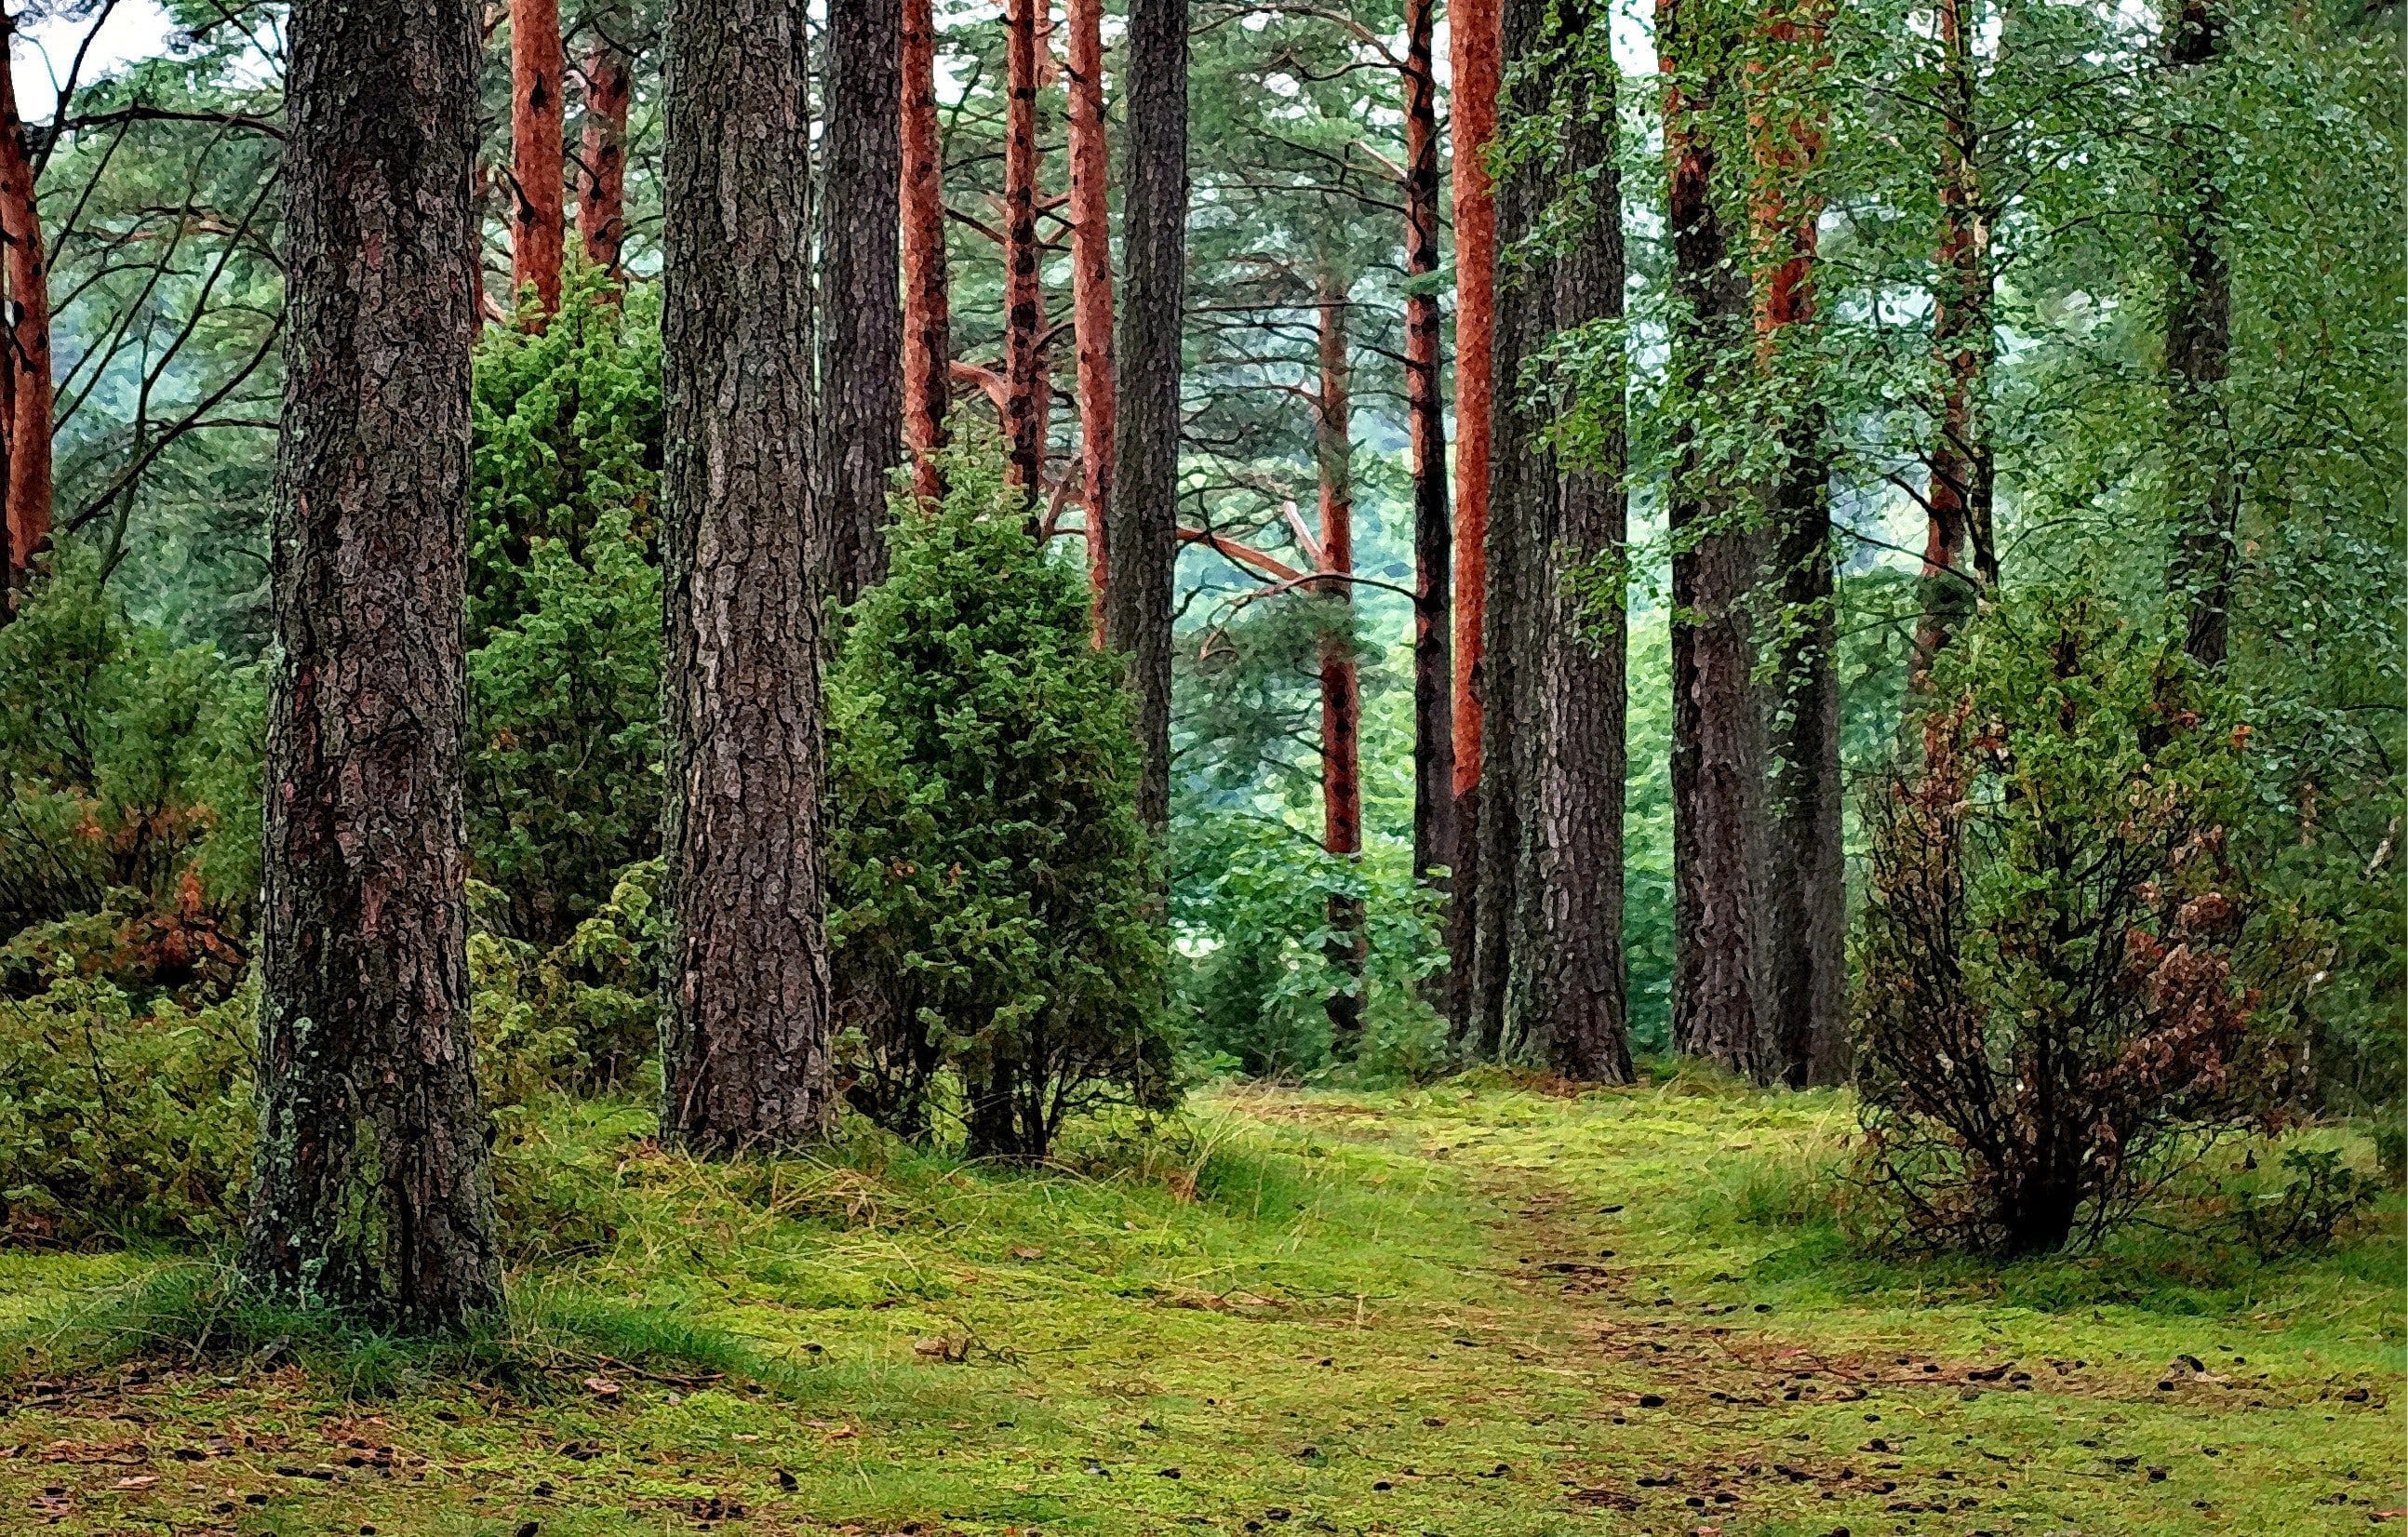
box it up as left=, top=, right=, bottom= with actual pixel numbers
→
left=469, top=860, right=666, bottom=1103
left=0, top=971, right=256, bottom=1245
left=1852, top=587, right=2293, bottom=1255
left=466, top=273, right=666, bottom=944
left=828, top=448, right=1174, bottom=1159
left=0, top=549, right=261, bottom=1000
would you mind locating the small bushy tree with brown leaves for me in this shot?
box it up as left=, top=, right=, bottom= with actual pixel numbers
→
left=1853, top=587, right=2292, bottom=1255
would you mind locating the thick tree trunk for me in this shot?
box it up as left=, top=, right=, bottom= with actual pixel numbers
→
left=1066, top=0, right=1116, bottom=639
left=2161, top=0, right=2233, bottom=668
left=238, top=0, right=501, bottom=1330
left=510, top=0, right=568, bottom=312
left=819, top=0, right=905, bottom=605
left=1662, top=0, right=1773, bottom=1084
left=1446, top=0, right=1501, bottom=1040
left=1912, top=0, right=1994, bottom=688
left=1315, top=277, right=1367, bottom=1058
left=1104, top=0, right=1188, bottom=838
left=900, top=0, right=951, bottom=503
left=658, top=0, right=835, bottom=1153
left=1001, top=0, right=1047, bottom=500
left=0, top=25, right=51, bottom=599
left=1465, top=0, right=1545, bottom=1063
left=1752, top=0, right=1845, bottom=1088
left=1403, top=0, right=1453, bottom=905
left=1501, top=13, right=1631, bottom=1084
left=576, top=2, right=633, bottom=278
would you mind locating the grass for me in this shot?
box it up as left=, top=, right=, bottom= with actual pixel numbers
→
left=0, top=1077, right=2397, bottom=1536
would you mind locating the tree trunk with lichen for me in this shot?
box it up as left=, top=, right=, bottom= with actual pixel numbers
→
left=657, top=0, right=836, bottom=1154
left=238, top=0, right=502, bottom=1332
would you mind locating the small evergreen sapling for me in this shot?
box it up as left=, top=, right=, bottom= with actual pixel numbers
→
left=829, top=448, right=1174, bottom=1159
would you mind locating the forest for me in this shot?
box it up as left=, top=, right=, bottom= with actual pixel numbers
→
left=0, top=0, right=2397, bottom=1530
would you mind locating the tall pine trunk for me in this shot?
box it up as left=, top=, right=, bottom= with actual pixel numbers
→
left=1403, top=0, right=1453, bottom=906
left=576, top=3, right=634, bottom=279
left=900, top=0, right=951, bottom=502
left=1753, top=0, right=1845, bottom=1087
left=1662, top=0, right=1773, bottom=1083
left=1066, top=0, right=1116, bottom=638
left=510, top=0, right=567, bottom=312
left=1315, top=276, right=1367, bottom=1058
left=1500, top=5, right=1631, bottom=1083
left=1913, top=0, right=1995, bottom=687
left=2162, top=0, right=2233, bottom=668
left=819, top=0, right=905, bottom=605
left=0, top=22, right=51, bottom=600
left=239, top=0, right=502, bottom=1330
left=1104, top=0, right=1188, bottom=838
left=1001, top=0, right=1047, bottom=499
left=1445, top=0, right=1501, bottom=1040
left=659, top=0, right=836, bottom=1153
left=1465, top=0, right=1543, bottom=1062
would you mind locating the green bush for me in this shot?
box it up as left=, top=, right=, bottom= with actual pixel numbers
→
left=828, top=448, right=1175, bottom=1159
left=466, top=271, right=665, bottom=945
left=1853, top=585, right=2297, bottom=1255
left=0, top=971, right=256, bottom=1244
left=0, top=549, right=261, bottom=1001
left=469, top=860, right=666, bottom=1103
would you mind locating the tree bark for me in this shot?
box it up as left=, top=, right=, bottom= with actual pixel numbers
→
left=1501, top=9, right=1631, bottom=1083
left=1001, top=0, right=1047, bottom=500
left=576, top=1, right=634, bottom=279
left=900, top=0, right=951, bottom=503
left=658, top=0, right=836, bottom=1153
left=0, top=20, right=51, bottom=601
left=238, top=0, right=502, bottom=1331
left=1662, top=0, right=1773, bottom=1083
left=1446, top=0, right=1501, bottom=1039
left=510, top=0, right=568, bottom=312
left=1104, top=0, right=1188, bottom=839
left=1403, top=0, right=1453, bottom=907
left=1465, top=0, right=1544, bottom=1063
left=1315, top=276, right=1366, bottom=1058
left=1752, top=0, right=1845, bottom=1087
left=1912, top=0, right=1995, bottom=688
left=1066, top=0, right=1116, bottom=639
left=819, top=0, right=905, bottom=605
left=2161, top=0, right=2233, bottom=668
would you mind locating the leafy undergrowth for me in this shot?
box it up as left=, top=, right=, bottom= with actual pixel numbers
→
left=0, top=1078, right=2397, bottom=1535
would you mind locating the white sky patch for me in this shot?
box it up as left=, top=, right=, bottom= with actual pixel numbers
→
left=17, top=0, right=176, bottom=123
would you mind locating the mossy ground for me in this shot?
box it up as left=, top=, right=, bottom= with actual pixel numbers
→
left=0, top=1074, right=2397, bottom=1535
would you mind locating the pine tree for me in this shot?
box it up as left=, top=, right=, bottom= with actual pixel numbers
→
left=819, top=0, right=906, bottom=604
left=1105, top=0, right=1191, bottom=838
left=658, top=0, right=836, bottom=1152
left=1065, top=0, right=1117, bottom=636
left=0, top=15, right=51, bottom=608
left=900, top=0, right=951, bottom=503
left=575, top=0, right=635, bottom=279
left=510, top=0, right=568, bottom=312
left=240, top=0, right=501, bottom=1330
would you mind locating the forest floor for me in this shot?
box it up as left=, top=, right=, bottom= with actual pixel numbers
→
left=0, top=1073, right=2398, bottom=1536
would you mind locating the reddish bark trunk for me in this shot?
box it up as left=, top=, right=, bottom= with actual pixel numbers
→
left=1001, top=0, right=1047, bottom=499
left=1315, top=278, right=1365, bottom=1057
left=1066, top=0, right=1115, bottom=640
left=1446, top=0, right=1500, bottom=1030
left=900, top=0, right=950, bottom=502
left=1912, top=0, right=1992, bottom=687
left=1404, top=0, right=1453, bottom=898
left=510, top=0, right=567, bottom=312
left=0, top=24, right=50, bottom=602
left=576, top=4, right=633, bottom=279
